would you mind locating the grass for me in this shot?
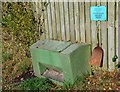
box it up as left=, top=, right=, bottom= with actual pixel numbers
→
left=13, top=77, right=54, bottom=91
left=12, top=76, right=84, bottom=91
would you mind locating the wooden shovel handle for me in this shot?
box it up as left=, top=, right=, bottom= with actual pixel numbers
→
left=97, top=22, right=100, bottom=46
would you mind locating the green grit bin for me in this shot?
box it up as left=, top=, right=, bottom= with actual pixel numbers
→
left=30, top=40, right=91, bottom=85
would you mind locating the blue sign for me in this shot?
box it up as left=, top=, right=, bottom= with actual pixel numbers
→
left=90, top=6, right=107, bottom=21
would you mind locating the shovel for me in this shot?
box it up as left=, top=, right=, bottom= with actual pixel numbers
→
left=90, top=23, right=104, bottom=67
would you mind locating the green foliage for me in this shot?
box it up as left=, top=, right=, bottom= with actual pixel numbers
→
left=112, top=55, right=118, bottom=62
left=2, top=2, right=39, bottom=55
left=63, top=82, right=74, bottom=90
left=17, top=77, right=54, bottom=90
left=2, top=2, right=46, bottom=89
left=115, top=63, right=120, bottom=68
left=2, top=52, right=13, bottom=62
left=63, top=76, right=84, bottom=90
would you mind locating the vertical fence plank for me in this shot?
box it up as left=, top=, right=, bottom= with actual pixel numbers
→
left=51, top=2, right=57, bottom=40
left=39, top=1, right=42, bottom=39
left=40, top=1, right=46, bottom=40
left=63, top=2, right=67, bottom=41
left=35, top=0, right=39, bottom=39
left=55, top=2, right=62, bottom=40
left=35, top=0, right=39, bottom=21
left=85, top=1, right=91, bottom=44
left=101, top=1, right=108, bottom=69
left=74, top=2, right=80, bottom=42
left=80, top=2, right=86, bottom=42
left=37, top=0, right=42, bottom=39
left=44, top=0, right=49, bottom=39
left=59, top=2, right=66, bottom=41
left=69, top=2, right=75, bottom=42
left=44, top=9, right=49, bottom=39
left=108, top=1, right=115, bottom=70
left=64, top=1, right=70, bottom=41
left=117, top=1, right=120, bottom=64
left=116, top=1, right=119, bottom=65
left=46, top=1, right=50, bottom=39
left=32, top=2, right=38, bottom=24
left=47, top=2, right=53, bottom=39
left=43, top=1, right=47, bottom=39
left=53, top=2, right=58, bottom=40
left=91, top=1, right=97, bottom=51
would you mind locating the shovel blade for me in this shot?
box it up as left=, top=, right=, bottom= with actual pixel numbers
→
left=90, top=46, right=103, bottom=67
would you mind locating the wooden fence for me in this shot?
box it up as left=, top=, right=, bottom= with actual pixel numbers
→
left=32, top=1, right=120, bottom=71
